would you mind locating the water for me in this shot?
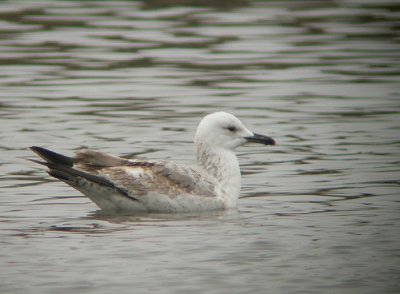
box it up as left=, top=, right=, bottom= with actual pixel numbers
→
left=1, top=0, right=400, bottom=293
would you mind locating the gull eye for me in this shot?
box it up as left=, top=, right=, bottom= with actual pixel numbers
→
left=226, top=126, right=237, bottom=132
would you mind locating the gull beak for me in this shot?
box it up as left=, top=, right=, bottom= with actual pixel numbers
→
left=244, top=133, right=276, bottom=146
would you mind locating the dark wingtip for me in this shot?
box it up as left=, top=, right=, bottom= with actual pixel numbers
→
left=30, top=146, right=74, bottom=166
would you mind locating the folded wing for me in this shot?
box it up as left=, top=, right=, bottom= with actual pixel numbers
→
left=30, top=147, right=216, bottom=205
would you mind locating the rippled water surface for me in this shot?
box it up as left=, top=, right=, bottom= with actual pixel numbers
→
left=1, top=0, right=400, bottom=293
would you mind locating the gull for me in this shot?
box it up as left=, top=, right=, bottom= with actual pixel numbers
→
left=30, top=112, right=275, bottom=213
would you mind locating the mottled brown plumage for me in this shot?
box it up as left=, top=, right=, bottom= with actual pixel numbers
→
left=30, top=112, right=275, bottom=213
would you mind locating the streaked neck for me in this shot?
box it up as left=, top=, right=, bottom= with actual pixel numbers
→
left=196, top=143, right=241, bottom=205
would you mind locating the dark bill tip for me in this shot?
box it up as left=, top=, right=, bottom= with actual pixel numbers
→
left=244, top=133, right=276, bottom=146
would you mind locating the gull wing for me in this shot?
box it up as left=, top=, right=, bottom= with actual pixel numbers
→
left=98, top=160, right=217, bottom=200
left=31, top=147, right=216, bottom=202
left=30, top=147, right=136, bottom=201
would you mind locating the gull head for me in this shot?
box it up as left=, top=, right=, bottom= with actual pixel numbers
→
left=194, top=112, right=275, bottom=151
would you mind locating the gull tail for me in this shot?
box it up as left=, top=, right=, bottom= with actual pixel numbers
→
left=29, top=146, right=134, bottom=200
left=30, top=146, right=75, bottom=182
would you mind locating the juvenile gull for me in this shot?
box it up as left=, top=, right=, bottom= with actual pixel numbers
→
left=30, top=112, right=275, bottom=213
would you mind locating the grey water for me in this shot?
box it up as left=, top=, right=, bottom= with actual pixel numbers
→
left=1, top=0, right=399, bottom=293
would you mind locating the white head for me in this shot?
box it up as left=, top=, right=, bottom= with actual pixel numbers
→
left=194, top=112, right=275, bottom=151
